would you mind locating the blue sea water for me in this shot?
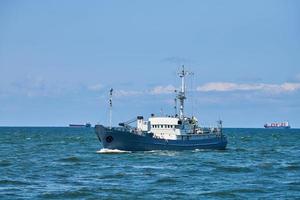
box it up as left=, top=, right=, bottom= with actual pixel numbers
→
left=0, top=127, right=300, bottom=199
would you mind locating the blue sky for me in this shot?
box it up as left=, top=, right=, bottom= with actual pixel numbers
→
left=0, top=0, right=300, bottom=127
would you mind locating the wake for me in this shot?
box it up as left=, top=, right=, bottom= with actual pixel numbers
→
left=96, top=148, right=132, bottom=154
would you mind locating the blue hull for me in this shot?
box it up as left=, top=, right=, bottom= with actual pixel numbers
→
left=95, top=125, right=227, bottom=151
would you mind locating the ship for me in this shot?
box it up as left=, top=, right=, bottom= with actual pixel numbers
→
left=264, top=122, right=290, bottom=129
left=69, top=123, right=91, bottom=128
left=95, top=66, right=227, bottom=151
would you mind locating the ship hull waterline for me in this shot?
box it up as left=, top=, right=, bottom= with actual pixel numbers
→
left=95, top=125, right=227, bottom=151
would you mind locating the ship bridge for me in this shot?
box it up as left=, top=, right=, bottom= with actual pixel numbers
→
left=148, top=117, right=181, bottom=139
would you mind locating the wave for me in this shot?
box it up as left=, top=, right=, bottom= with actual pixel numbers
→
left=59, top=156, right=81, bottom=163
left=132, top=165, right=164, bottom=169
left=155, top=177, right=179, bottom=184
left=0, top=159, right=12, bottom=167
left=0, top=179, right=29, bottom=185
left=96, top=148, right=131, bottom=154
left=214, top=165, right=254, bottom=173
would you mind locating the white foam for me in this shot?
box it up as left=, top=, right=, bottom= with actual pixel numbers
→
left=193, top=149, right=210, bottom=152
left=133, top=165, right=164, bottom=169
left=96, top=148, right=131, bottom=154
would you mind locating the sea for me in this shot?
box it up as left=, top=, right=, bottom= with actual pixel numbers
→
left=0, top=127, right=300, bottom=199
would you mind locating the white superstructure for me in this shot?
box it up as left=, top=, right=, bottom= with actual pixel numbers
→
left=148, top=117, right=180, bottom=139
left=136, top=116, right=180, bottom=139
left=118, top=66, right=223, bottom=141
left=264, top=121, right=290, bottom=128
left=131, top=66, right=221, bottom=140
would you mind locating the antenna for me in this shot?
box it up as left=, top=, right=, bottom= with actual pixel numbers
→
left=217, top=119, right=223, bottom=136
left=160, top=107, right=164, bottom=116
left=174, top=91, right=178, bottom=116
left=190, top=72, right=195, bottom=117
left=109, top=88, right=113, bottom=129
left=177, top=65, right=193, bottom=119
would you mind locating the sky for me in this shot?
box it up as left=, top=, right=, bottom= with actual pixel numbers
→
left=0, top=0, right=300, bottom=127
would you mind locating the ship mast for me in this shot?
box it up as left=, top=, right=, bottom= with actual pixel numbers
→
left=109, top=88, right=113, bottom=129
left=174, top=97, right=177, bottom=116
left=177, top=65, right=192, bottom=119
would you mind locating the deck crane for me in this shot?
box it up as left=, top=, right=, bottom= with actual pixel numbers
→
left=118, top=117, right=138, bottom=129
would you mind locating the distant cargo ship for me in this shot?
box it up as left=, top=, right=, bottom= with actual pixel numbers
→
left=69, top=123, right=91, bottom=128
left=264, top=122, right=290, bottom=129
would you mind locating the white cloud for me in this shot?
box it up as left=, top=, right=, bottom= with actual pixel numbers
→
left=114, top=90, right=143, bottom=97
left=280, top=83, right=300, bottom=92
left=197, top=82, right=300, bottom=93
left=109, top=85, right=177, bottom=98
left=87, top=83, right=104, bottom=91
left=150, top=85, right=177, bottom=95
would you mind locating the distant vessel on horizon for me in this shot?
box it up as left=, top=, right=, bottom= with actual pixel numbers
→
left=264, top=122, right=290, bottom=129
left=69, top=123, right=91, bottom=128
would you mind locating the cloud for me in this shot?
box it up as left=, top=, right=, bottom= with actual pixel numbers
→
left=114, top=90, right=143, bottom=97
left=150, top=85, right=177, bottom=95
left=197, top=82, right=300, bottom=93
left=280, top=83, right=300, bottom=91
left=108, top=85, right=177, bottom=98
left=87, top=83, right=104, bottom=91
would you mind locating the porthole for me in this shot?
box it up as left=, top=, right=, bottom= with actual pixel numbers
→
left=106, top=136, right=113, bottom=143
